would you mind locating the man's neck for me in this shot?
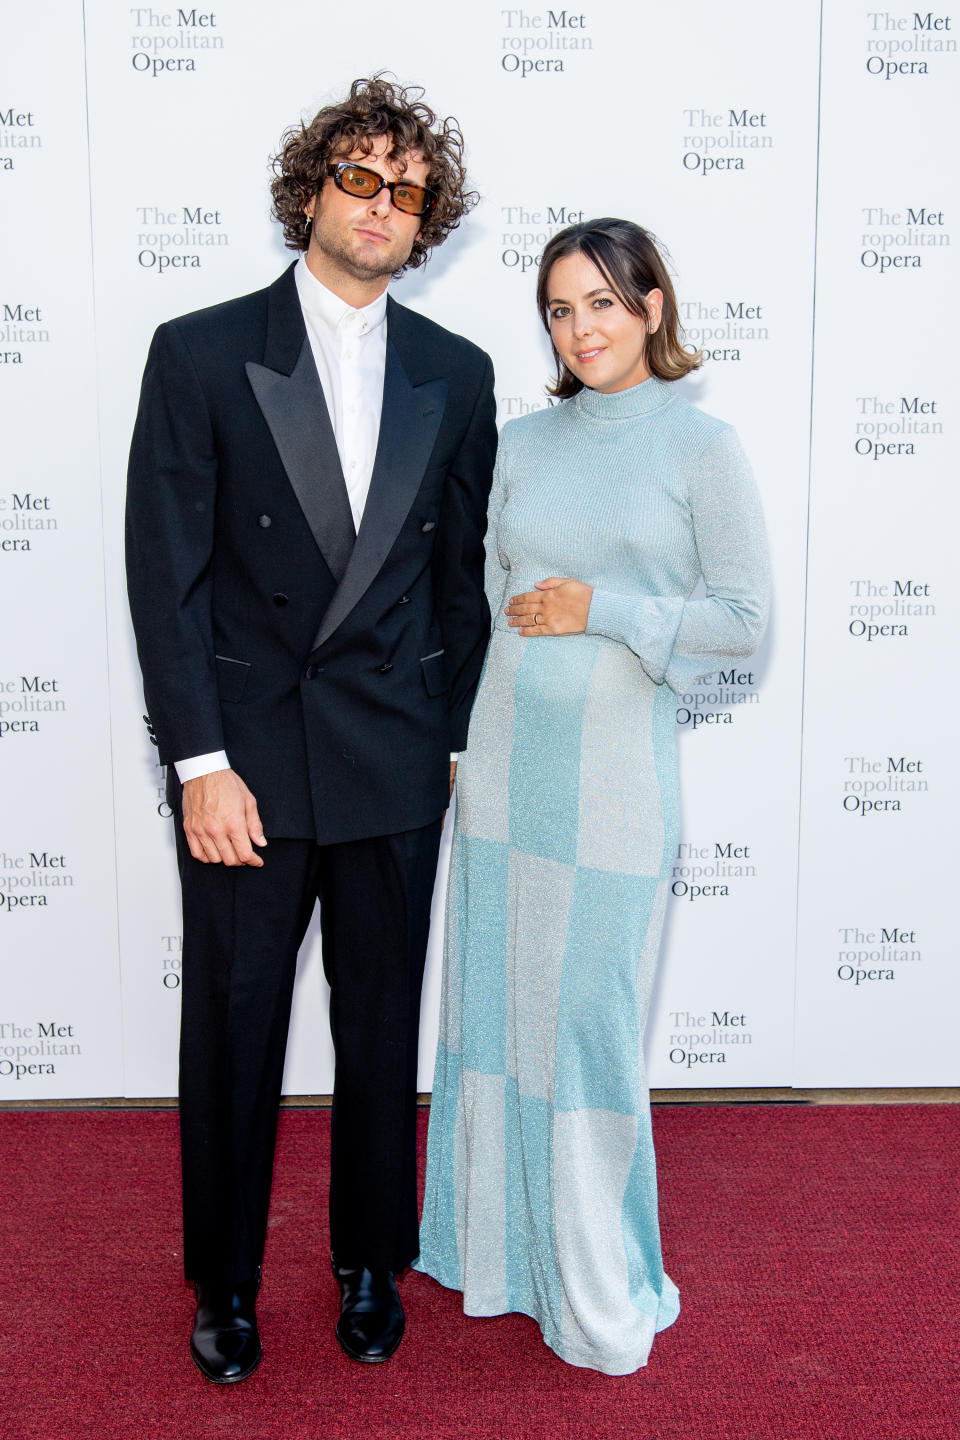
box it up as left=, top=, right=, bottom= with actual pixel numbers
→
left=303, top=246, right=389, bottom=311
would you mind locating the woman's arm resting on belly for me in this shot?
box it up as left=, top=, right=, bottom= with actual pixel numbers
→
left=583, top=425, right=770, bottom=690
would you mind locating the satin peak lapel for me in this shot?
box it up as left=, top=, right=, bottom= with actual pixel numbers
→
left=245, top=340, right=355, bottom=583
left=310, top=341, right=447, bottom=651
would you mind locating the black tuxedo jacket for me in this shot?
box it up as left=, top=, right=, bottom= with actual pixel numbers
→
left=126, top=263, right=497, bottom=843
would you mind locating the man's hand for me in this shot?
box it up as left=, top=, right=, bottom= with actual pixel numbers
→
left=442, top=759, right=458, bottom=831
left=181, top=769, right=267, bottom=867
left=504, top=577, right=593, bottom=637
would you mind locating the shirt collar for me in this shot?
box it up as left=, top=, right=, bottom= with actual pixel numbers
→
left=295, top=255, right=388, bottom=339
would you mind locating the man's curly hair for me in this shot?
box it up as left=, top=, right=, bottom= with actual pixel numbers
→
left=270, top=75, right=477, bottom=272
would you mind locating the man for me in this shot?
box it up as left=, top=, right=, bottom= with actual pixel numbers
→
left=126, top=76, right=496, bottom=1380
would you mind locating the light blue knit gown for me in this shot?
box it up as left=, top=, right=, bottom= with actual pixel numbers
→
left=416, top=377, right=769, bottom=1374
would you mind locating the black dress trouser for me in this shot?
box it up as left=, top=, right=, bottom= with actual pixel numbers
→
left=174, top=817, right=443, bottom=1286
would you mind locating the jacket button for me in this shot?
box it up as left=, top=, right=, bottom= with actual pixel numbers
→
left=272, top=592, right=289, bottom=606
left=258, top=514, right=272, bottom=528
left=304, top=664, right=318, bottom=680
left=396, top=594, right=411, bottom=605
left=421, top=521, right=435, bottom=533
left=378, top=663, right=394, bottom=675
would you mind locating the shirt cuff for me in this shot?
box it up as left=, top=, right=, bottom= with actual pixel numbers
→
left=450, top=753, right=459, bottom=763
left=586, top=590, right=681, bottom=686
left=174, top=751, right=231, bottom=783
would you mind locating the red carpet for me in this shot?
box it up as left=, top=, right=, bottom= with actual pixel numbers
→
left=1, top=1105, right=957, bottom=1439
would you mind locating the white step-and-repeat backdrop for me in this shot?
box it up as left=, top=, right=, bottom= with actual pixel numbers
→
left=1, top=2, right=956, bottom=1099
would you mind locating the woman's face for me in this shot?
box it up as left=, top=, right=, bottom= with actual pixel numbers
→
left=545, top=251, right=662, bottom=394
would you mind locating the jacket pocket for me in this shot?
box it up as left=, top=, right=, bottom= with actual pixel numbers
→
left=419, top=649, right=448, bottom=698
left=215, top=654, right=251, bottom=703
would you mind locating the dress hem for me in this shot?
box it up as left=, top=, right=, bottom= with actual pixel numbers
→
left=413, top=1256, right=680, bottom=1376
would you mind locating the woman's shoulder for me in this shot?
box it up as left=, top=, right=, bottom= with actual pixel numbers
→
left=498, top=398, right=575, bottom=448
left=662, top=392, right=756, bottom=492
left=662, top=388, right=737, bottom=450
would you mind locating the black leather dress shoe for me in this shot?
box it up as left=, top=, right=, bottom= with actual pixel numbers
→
left=332, top=1262, right=405, bottom=1363
left=190, top=1270, right=263, bottom=1383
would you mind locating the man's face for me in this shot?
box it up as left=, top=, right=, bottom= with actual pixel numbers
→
left=304, top=135, right=428, bottom=287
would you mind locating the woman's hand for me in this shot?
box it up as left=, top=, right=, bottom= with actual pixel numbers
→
left=505, top=577, right=593, bottom=637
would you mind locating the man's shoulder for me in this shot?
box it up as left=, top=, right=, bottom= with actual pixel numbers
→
left=146, top=267, right=299, bottom=379
left=159, top=276, right=274, bottom=346
left=387, top=297, right=490, bottom=376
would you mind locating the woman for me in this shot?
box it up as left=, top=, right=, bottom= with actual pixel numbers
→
left=416, top=219, right=769, bottom=1374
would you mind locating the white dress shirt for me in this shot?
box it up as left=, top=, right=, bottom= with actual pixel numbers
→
left=175, top=261, right=457, bottom=784
left=294, top=255, right=388, bottom=529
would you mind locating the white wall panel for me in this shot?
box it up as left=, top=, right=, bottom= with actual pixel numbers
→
left=1, top=1, right=955, bottom=1097
left=0, top=1, right=122, bottom=1099
left=794, top=0, right=958, bottom=1084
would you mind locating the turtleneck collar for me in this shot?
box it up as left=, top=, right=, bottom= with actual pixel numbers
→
left=574, top=376, right=675, bottom=420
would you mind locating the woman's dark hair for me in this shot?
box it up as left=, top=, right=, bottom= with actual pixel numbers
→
left=536, top=218, right=702, bottom=398
left=270, top=75, right=477, bottom=272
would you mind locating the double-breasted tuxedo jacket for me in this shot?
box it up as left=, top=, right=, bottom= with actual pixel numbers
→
left=127, top=262, right=497, bottom=839
left=125, top=262, right=497, bottom=1280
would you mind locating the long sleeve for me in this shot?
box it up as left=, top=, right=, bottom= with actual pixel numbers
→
left=482, top=431, right=511, bottom=625
left=585, top=425, right=769, bottom=691
left=431, top=353, right=498, bottom=752
left=125, top=321, right=223, bottom=765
